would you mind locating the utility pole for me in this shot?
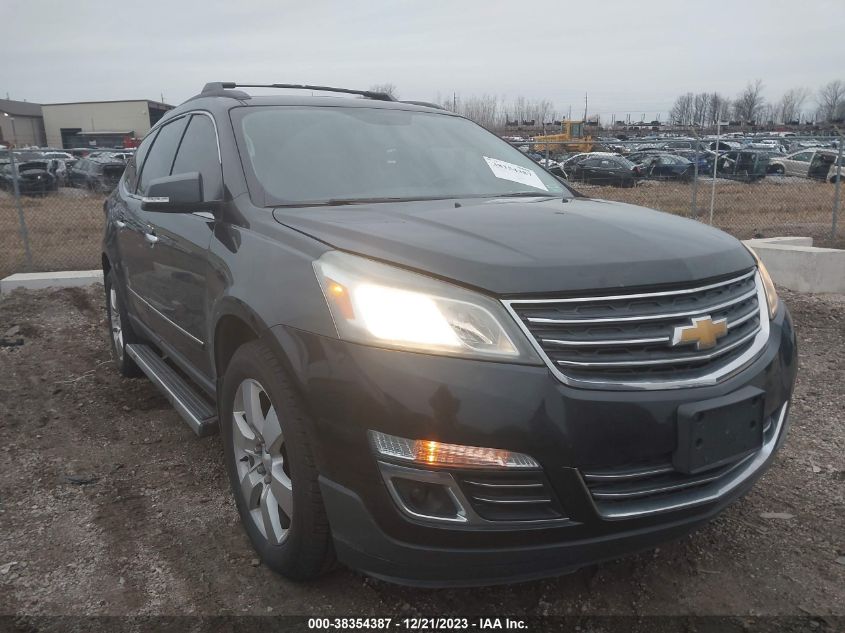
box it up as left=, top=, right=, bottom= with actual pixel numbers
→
left=453, top=92, right=456, bottom=113
left=7, top=138, right=33, bottom=269
left=583, top=93, right=588, bottom=123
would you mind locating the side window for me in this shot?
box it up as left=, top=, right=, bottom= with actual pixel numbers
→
left=171, top=114, right=222, bottom=201
left=76, top=159, right=87, bottom=172
left=792, top=152, right=812, bottom=163
left=123, top=130, right=157, bottom=193
left=137, top=116, right=189, bottom=196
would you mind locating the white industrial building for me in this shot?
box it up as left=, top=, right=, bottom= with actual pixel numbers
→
left=41, top=99, right=173, bottom=148
left=0, top=98, right=47, bottom=147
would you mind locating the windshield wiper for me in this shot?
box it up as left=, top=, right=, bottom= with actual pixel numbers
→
left=277, top=196, right=454, bottom=207
left=486, top=192, right=564, bottom=199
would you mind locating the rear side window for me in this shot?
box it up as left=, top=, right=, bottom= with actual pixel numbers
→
left=172, top=114, right=222, bottom=201
left=137, top=116, right=189, bottom=196
left=123, top=131, right=157, bottom=193
left=76, top=159, right=88, bottom=172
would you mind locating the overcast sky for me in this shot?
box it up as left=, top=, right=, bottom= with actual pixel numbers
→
left=2, top=0, right=841, bottom=119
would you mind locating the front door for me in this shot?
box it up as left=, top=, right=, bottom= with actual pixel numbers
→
left=130, top=113, right=223, bottom=378
left=783, top=151, right=812, bottom=177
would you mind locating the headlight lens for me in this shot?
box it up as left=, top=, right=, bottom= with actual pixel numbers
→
left=313, top=251, right=539, bottom=362
left=745, top=246, right=779, bottom=318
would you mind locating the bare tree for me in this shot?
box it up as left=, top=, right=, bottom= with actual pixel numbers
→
left=670, top=93, right=694, bottom=125
left=462, top=94, right=501, bottom=129
left=776, top=87, right=810, bottom=123
left=732, top=80, right=766, bottom=123
left=369, top=83, right=398, bottom=99
left=816, top=80, right=845, bottom=122
left=706, top=93, right=730, bottom=125
left=692, top=93, right=709, bottom=127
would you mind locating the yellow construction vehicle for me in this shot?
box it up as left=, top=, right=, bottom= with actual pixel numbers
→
left=531, top=121, right=594, bottom=154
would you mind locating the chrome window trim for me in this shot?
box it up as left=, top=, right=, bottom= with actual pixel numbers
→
left=127, top=286, right=204, bottom=346
left=124, top=109, right=222, bottom=202
left=501, top=271, right=770, bottom=391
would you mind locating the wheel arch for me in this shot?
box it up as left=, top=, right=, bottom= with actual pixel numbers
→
left=212, top=303, right=263, bottom=388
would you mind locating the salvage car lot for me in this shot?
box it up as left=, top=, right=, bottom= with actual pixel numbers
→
left=1, top=175, right=842, bottom=280
left=0, top=285, right=843, bottom=618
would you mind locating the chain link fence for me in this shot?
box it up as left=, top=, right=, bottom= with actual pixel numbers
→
left=516, top=133, right=844, bottom=249
left=1, top=134, right=843, bottom=279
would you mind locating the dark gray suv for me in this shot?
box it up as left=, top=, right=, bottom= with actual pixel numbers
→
left=101, top=82, right=797, bottom=586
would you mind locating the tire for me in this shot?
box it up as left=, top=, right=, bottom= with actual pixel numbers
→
left=104, top=269, right=142, bottom=377
left=771, top=165, right=784, bottom=175
left=220, top=340, right=334, bottom=580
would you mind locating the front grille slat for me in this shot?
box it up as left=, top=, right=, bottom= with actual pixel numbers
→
left=455, top=473, right=565, bottom=521
left=525, top=286, right=758, bottom=325
left=554, top=325, right=761, bottom=368
left=505, top=269, right=765, bottom=387
left=581, top=405, right=785, bottom=518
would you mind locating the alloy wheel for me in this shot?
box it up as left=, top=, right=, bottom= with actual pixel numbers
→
left=109, top=287, right=123, bottom=360
left=232, top=378, right=293, bottom=545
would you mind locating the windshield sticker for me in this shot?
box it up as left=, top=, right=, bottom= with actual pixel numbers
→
left=483, top=156, right=548, bottom=191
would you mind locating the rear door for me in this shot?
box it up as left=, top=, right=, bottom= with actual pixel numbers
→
left=69, top=159, right=87, bottom=187
left=131, top=113, right=222, bottom=377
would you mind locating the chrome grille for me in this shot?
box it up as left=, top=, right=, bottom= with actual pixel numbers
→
left=581, top=404, right=785, bottom=519
left=454, top=472, right=564, bottom=521
left=504, top=269, right=768, bottom=389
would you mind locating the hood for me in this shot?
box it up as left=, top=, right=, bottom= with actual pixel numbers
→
left=273, top=197, right=754, bottom=295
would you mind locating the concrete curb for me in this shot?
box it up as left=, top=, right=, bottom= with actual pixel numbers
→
left=743, top=237, right=845, bottom=294
left=1, top=237, right=842, bottom=295
left=0, top=270, right=103, bottom=294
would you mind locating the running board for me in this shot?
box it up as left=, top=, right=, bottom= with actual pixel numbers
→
left=125, top=343, right=218, bottom=437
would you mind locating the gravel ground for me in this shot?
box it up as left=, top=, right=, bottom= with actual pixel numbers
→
left=0, top=285, right=843, bottom=626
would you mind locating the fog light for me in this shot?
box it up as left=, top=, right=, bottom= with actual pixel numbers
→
left=370, top=431, right=539, bottom=469
left=391, top=478, right=460, bottom=519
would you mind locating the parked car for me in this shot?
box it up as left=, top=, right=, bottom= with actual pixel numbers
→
left=102, top=81, right=795, bottom=587
left=89, top=150, right=135, bottom=162
left=0, top=160, right=57, bottom=195
left=714, top=150, right=769, bottom=182
left=558, top=152, right=622, bottom=176
left=568, top=154, right=640, bottom=186
left=68, top=156, right=126, bottom=192
left=669, top=149, right=715, bottom=176
left=769, top=149, right=844, bottom=182
left=628, top=152, right=694, bottom=181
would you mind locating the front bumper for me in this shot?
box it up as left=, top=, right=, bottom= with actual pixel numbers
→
left=271, top=304, right=797, bottom=586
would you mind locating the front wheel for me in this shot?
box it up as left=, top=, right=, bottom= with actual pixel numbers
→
left=104, top=270, right=142, bottom=377
left=220, top=341, right=334, bottom=580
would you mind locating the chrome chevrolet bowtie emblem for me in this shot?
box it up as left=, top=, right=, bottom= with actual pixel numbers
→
left=671, top=315, right=728, bottom=350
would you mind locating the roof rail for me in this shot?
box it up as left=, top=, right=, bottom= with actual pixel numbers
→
left=400, top=100, right=446, bottom=110
left=201, top=82, right=396, bottom=102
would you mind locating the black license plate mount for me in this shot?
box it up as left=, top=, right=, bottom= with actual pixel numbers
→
left=673, top=386, right=765, bottom=475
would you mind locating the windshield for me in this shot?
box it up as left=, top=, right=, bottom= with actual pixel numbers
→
left=235, top=106, right=569, bottom=206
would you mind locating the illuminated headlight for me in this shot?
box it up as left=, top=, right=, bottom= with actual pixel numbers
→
left=745, top=246, right=779, bottom=318
left=313, top=250, right=539, bottom=362
left=370, top=431, right=539, bottom=469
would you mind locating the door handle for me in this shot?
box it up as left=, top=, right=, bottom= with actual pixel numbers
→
left=115, top=219, right=126, bottom=229
left=144, top=232, right=159, bottom=245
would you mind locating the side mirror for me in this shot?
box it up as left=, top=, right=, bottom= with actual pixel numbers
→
left=141, top=172, right=215, bottom=212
